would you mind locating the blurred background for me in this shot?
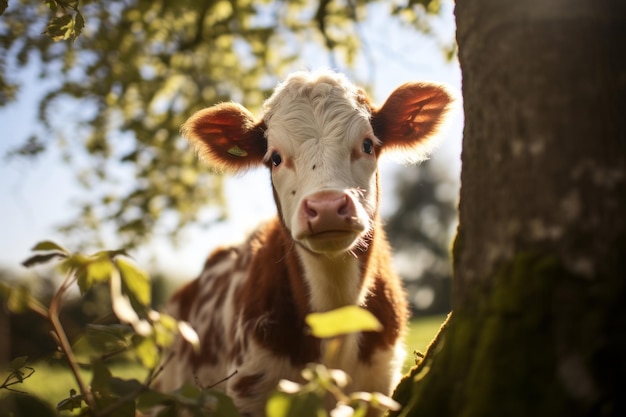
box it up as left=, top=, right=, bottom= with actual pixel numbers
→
left=0, top=0, right=462, bottom=363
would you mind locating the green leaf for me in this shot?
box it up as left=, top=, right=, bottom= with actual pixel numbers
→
left=59, top=252, right=90, bottom=291
left=116, top=257, right=151, bottom=307
left=9, top=356, right=29, bottom=370
left=136, top=388, right=172, bottom=411
left=86, top=255, right=115, bottom=283
left=266, top=390, right=324, bottom=417
left=133, top=335, right=159, bottom=369
left=227, top=145, right=248, bottom=157
left=74, top=11, right=85, bottom=38
left=71, top=253, right=114, bottom=294
left=6, top=285, right=30, bottom=313
left=44, top=0, right=57, bottom=14
left=90, top=360, right=112, bottom=395
left=5, top=358, right=32, bottom=384
left=57, top=392, right=84, bottom=411
left=204, top=390, right=241, bottom=417
left=31, top=240, right=69, bottom=254
left=158, top=313, right=178, bottom=332
left=173, top=383, right=203, bottom=403
left=152, top=313, right=179, bottom=348
left=85, top=323, right=134, bottom=346
left=155, top=405, right=178, bottom=417
left=21, top=252, right=66, bottom=268
left=44, top=14, right=74, bottom=41
left=109, top=377, right=143, bottom=396
left=305, top=306, right=383, bottom=338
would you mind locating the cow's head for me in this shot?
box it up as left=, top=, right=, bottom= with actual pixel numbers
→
left=183, top=71, right=453, bottom=256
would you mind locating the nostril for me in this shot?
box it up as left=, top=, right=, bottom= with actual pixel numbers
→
left=304, top=200, right=318, bottom=219
left=337, top=196, right=350, bottom=216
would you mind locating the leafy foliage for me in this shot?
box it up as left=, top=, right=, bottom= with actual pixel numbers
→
left=43, top=0, right=85, bottom=41
left=0, top=0, right=445, bottom=248
left=2, top=240, right=405, bottom=416
left=0, top=240, right=222, bottom=417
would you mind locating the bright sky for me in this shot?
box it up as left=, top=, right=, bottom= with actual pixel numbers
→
left=0, top=1, right=463, bottom=281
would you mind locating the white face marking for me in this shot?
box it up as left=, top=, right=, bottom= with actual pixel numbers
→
left=262, top=73, right=380, bottom=255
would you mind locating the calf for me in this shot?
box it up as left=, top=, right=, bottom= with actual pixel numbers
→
left=155, top=70, right=453, bottom=415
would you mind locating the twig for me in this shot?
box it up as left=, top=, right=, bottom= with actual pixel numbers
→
left=1, top=367, right=35, bottom=394
left=194, top=369, right=238, bottom=391
left=99, top=347, right=130, bottom=362
left=48, top=270, right=97, bottom=414
left=146, top=351, right=174, bottom=388
left=1, top=385, right=28, bottom=394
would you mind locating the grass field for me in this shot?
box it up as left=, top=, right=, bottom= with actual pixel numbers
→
left=2, top=314, right=448, bottom=412
left=403, top=314, right=447, bottom=371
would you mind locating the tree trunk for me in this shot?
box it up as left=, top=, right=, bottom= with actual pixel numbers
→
left=391, top=1, right=626, bottom=416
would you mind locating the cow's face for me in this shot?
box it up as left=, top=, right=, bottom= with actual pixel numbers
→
left=260, top=74, right=382, bottom=254
left=182, top=70, right=454, bottom=255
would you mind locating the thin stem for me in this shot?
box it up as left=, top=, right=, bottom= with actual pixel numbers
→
left=195, top=369, right=238, bottom=390
left=48, top=271, right=97, bottom=414
left=99, top=347, right=130, bottom=362
left=0, top=367, right=33, bottom=394
left=146, top=351, right=173, bottom=388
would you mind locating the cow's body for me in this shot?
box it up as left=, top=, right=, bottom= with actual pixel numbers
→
left=155, top=70, right=453, bottom=416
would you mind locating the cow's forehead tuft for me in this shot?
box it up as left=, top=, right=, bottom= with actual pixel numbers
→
left=262, top=70, right=371, bottom=125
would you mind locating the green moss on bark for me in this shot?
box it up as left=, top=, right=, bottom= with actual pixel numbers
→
left=389, top=251, right=626, bottom=417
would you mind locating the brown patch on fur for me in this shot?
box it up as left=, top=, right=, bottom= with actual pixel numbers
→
left=233, top=373, right=265, bottom=398
left=237, top=218, right=321, bottom=366
left=357, top=226, right=408, bottom=363
left=360, top=275, right=408, bottom=362
left=209, top=272, right=231, bottom=311
left=193, top=318, right=225, bottom=367
left=169, top=279, right=200, bottom=321
left=203, top=246, right=235, bottom=271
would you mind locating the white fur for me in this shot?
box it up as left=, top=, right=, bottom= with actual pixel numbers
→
left=298, top=250, right=368, bottom=312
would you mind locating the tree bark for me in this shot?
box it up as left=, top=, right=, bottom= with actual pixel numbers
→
left=391, top=1, right=626, bottom=416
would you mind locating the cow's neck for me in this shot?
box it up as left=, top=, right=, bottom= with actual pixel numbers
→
left=296, top=242, right=373, bottom=313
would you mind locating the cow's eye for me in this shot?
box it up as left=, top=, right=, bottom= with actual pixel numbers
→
left=271, top=151, right=282, bottom=167
left=362, top=138, right=374, bottom=155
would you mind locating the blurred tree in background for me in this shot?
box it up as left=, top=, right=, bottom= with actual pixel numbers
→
left=386, top=159, right=457, bottom=315
left=0, top=0, right=452, bottom=249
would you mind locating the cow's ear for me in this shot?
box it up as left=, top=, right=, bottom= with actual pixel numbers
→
left=182, top=102, right=266, bottom=172
left=372, top=82, right=455, bottom=162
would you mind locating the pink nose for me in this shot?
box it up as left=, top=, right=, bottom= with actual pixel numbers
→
left=301, top=191, right=357, bottom=234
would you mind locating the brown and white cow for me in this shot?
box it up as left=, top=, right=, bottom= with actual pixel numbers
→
left=155, top=70, right=453, bottom=415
